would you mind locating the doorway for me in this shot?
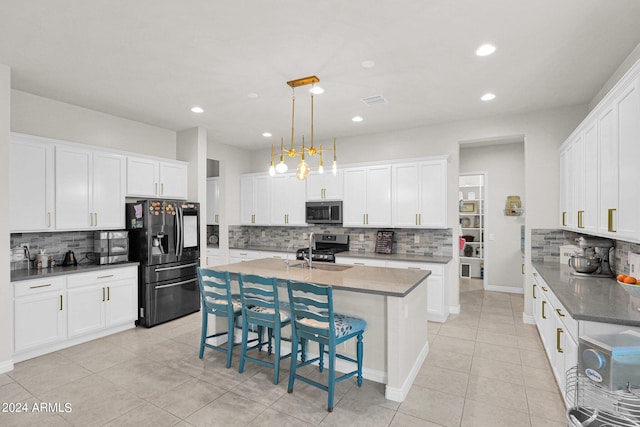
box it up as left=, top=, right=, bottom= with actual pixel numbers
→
left=460, top=139, right=525, bottom=292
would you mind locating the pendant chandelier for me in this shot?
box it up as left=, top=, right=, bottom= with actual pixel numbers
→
left=268, top=75, right=337, bottom=180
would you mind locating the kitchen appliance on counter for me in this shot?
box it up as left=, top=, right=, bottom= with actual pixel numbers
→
left=566, top=331, right=640, bottom=426
left=93, top=230, right=129, bottom=264
left=127, top=200, right=201, bottom=327
left=568, top=237, right=615, bottom=277
left=305, top=201, right=343, bottom=224
left=62, top=250, right=77, bottom=266
left=579, top=330, right=640, bottom=391
left=296, top=234, right=349, bottom=263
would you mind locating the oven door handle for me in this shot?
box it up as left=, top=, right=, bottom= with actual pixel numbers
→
left=155, top=262, right=198, bottom=272
left=155, top=278, right=198, bottom=289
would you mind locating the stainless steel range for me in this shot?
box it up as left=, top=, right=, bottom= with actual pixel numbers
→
left=296, top=234, right=349, bottom=263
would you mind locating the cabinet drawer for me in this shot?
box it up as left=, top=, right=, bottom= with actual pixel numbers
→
left=547, top=292, right=578, bottom=339
left=67, top=266, right=138, bottom=288
left=14, top=277, right=66, bottom=297
left=386, top=261, right=444, bottom=276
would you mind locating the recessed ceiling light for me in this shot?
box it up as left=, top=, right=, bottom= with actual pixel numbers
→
left=247, top=92, right=259, bottom=99
left=310, top=86, right=324, bottom=95
left=361, top=60, right=375, bottom=69
left=481, top=93, right=496, bottom=101
left=352, top=116, right=364, bottom=122
left=475, top=44, right=496, bottom=57
left=262, top=132, right=272, bottom=138
left=190, top=106, right=204, bottom=113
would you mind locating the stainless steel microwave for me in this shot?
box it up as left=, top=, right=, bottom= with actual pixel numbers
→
left=306, top=201, right=343, bottom=224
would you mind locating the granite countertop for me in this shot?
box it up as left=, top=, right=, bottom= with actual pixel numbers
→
left=11, top=262, right=140, bottom=282
left=532, top=262, right=640, bottom=327
left=214, top=258, right=431, bottom=297
left=229, top=245, right=452, bottom=264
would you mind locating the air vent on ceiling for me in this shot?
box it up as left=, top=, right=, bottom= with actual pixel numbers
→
left=360, top=95, right=388, bottom=106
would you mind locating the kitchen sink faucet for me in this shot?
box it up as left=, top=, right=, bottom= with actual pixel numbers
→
left=304, top=232, right=315, bottom=269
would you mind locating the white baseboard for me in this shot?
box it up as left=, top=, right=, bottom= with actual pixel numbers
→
left=384, top=340, right=429, bottom=402
left=485, top=284, right=524, bottom=294
left=522, top=313, right=535, bottom=325
left=449, top=304, right=461, bottom=315
left=0, top=358, right=14, bottom=374
left=427, top=311, right=449, bottom=323
left=13, top=322, right=134, bottom=363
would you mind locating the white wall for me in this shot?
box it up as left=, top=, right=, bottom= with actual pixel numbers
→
left=590, top=42, right=640, bottom=112
left=177, top=127, right=208, bottom=267
left=1, top=64, right=13, bottom=373
left=250, top=105, right=587, bottom=315
left=206, top=140, right=253, bottom=264
left=461, top=142, right=525, bottom=291
left=11, top=90, right=176, bottom=158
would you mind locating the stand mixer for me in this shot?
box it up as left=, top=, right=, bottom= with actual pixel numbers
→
left=568, top=236, right=615, bottom=277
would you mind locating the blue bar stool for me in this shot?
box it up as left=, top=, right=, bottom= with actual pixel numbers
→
left=237, top=273, right=295, bottom=384
left=286, top=280, right=367, bottom=412
left=196, top=267, right=243, bottom=368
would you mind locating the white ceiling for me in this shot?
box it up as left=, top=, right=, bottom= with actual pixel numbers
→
left=2, top=1, right=640, bottom=150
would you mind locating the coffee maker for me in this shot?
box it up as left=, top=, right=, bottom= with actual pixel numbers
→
left=568, top=236, right=615, bottom=277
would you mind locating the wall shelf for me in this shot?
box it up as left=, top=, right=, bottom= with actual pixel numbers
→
left=459, top=175, right=485, bottom=278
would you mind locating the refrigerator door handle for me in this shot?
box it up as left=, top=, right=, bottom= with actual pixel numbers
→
left=175, top=205, right=182, bottom=258
left=155, top=262, right=198, bottom=272
left=155, top=278, right=198, bottom=289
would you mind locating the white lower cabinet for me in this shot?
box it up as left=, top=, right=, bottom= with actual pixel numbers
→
left=386, top=261, right=448, bottom=323
left=229, top=249, right=264, bottom=264
left=532, top=268, right=578, bottom=405
left=335, top=256, right=387, bottom=267
left=14, top=277, right=67, bottom=353
left=13, top=266, right=138, bottom=361
left=335, top=256, right=450, bottom=322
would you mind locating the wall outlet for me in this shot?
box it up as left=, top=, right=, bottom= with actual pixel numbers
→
left=359, top=234, right=365, bottom=241
left=261, top=231, right=266, bottom=238
left=302, top=232, right=307, bottom=240
left=414, top=235, right=420, bottom=244
left=629, top=252, right=640, bottom=275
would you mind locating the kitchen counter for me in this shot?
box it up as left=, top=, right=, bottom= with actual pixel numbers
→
left=214, top=258, right=430, bottom=297
left=229, top=245, right=452, bottom=264
left=11, top=262, right=140, bottom=282
left=213, top=258, right=430, bottom=402
left=532, top=262, right=640, bottom=327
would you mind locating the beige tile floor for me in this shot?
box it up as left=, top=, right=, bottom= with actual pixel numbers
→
left=0, top=278, right=567, bottom=426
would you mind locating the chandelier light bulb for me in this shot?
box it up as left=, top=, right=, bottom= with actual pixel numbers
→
left=297, top=160, right=310, bottom=180
left=269, top=164, right=276, bottom=176
left=276, top=161, right=288, bottom=173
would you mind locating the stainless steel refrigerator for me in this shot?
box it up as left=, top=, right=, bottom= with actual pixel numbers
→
left=126, top=200, right=200, bottom=327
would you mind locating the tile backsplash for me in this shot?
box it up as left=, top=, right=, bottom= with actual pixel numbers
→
left=10, top=231, right=96, bottom=269
left=229, top=225, right=453, bottom=258
left=531, top=228, right=640, bottom=275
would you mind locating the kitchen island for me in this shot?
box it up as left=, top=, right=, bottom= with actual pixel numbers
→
left=212, top=258, right=431, bottom=402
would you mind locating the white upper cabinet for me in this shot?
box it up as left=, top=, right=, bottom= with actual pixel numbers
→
left=206, top=177, right=220, bottom=225
left=10, top=134, right=55, bottom=232
left=343, top=165, right=392, bottom=227
left=597, top=102, right=618, bottom=236
left=159, top=162, right=188, bottom=199
left=126, top=157, right=188, bottom=200
left=55, top=146, right=125, bottom=230
left=614, top=75, right=640, bottom=240
left=240, top=174, right=271, bottom=225
left=392, top=159, right=447, bottom=228
left=306, top=170, right=343, bottom=201
left=270, top=174, right=306, bottom=226
left=561, top=60, right=640, bottom=243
